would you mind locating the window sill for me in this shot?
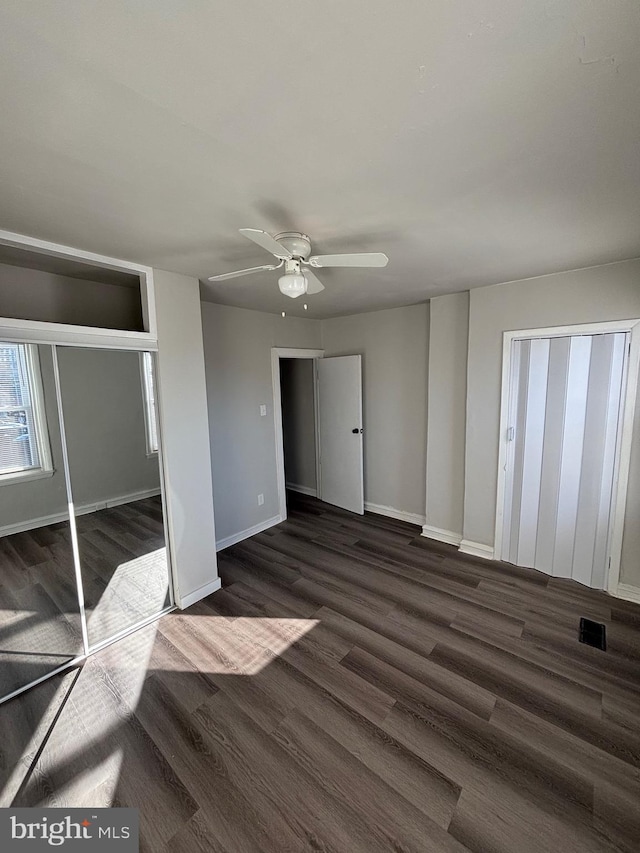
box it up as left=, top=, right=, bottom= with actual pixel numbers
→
left=0, top=468, right=55, bottom=487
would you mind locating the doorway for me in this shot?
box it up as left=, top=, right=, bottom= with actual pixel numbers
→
left=496, top=320, right=640, bottom=594
left=271, top=348, right=365, bottom=520
left=280, top=357, right=319, bottom=501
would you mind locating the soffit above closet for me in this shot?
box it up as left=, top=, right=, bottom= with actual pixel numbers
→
left=0, top=245, right=140, bottom=289
left=0, top=2, right=639, bottom=318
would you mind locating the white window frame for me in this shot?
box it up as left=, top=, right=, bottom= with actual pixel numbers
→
left=0, top=342, right=53, bottom=484
left=140, top=351, right=159, bottom=456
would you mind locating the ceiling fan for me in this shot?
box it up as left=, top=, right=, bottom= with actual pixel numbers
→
left=208, top=229, right=389, bottom=298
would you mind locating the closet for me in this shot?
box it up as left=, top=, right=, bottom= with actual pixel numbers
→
left=501, top=332, right=628, bottom=588
left=0, top=242, right=173, bottom=703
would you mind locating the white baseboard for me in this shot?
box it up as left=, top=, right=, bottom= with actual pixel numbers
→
left=286, top=482, right=317, bottom=497
left=364, top=501, right=424, bottom=528
left=459, top=538, right=495, bottom=560
left=216, top=514, right=283, bottom=551
left=99, top=487, right=161, bottom=510
left=421, top=524, right=462, bottom=547
left=178, top=577, right=222, bottom=609
left=0, top=487, right=162, bottom=538
left=1, top=510, right=69, bottom=538
left=614, top=583, right=640, bottom=605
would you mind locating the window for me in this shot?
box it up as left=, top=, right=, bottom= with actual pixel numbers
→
left=141, top=352, right=159, bottom=454
left=0, top=343, right=52, bottom=480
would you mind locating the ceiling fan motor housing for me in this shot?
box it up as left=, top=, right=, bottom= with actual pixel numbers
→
left=274, top=232, right=311, bottom=260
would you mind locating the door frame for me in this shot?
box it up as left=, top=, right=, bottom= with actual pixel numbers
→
left=494, top=318, right=640, bottom=598
left=271, top=347, right=324, bottom=521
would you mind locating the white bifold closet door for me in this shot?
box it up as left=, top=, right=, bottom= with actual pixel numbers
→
left=502, top=333, right=627, bottom=588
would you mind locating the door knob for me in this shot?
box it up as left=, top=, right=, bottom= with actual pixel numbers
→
left=352, top=428, right=363, bottom=434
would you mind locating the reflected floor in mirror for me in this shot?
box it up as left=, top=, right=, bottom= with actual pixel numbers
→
left=0, top=496, right=170, bottom=698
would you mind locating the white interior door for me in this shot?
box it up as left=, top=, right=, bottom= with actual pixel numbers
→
left=317, top=355, right=364, bottom=514
left=502, top=333, right=627, bottom=588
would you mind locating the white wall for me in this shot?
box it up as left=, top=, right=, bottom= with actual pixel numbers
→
left=424, top=292, right=469, bottom=542
left=202, top=302, right=322, bottom=544
left=321, top=304, right=429, bottom=523
left=280, top=358, right=317, bottom=494
left=0, top=346, right=159, bottom=531
left=56, top=347, right=160, bottom=506
left=0, top=262, right=143, bottom=330
left=461, top=259, right=640, bottom=585
left=154, top=270, right=219, bottom=607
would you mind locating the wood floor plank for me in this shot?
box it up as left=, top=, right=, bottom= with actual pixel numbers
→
left=158, top=608, right=268, bottom=677
left=344, top=646, right=594, bottom=816
left=135, top=679, right=288, bottom=853
left=593, top=779, right=640, bottom=853
left=489, top=698, right=640, bottom=795
left=427, top=642, right=640, bottom=767
left=218, top=552, right=318, bottom=617
left=229, top=539, right=304, bottom=585
left=194, top=691, right=411, bottom=853
left=317, top=606, right=496, bottom=719
left=277, top=636, right=396, bottom=724
left=164, top=810, right=233, bottom=853
left=390, top=607, right=605, bottom=716
left=273, top=708, right=468, bottom=851
left=448, top=784, right=619, bottom=853
left=278, top=516, right=362, bottom=547
left=246, top=653, right=463, bottom=828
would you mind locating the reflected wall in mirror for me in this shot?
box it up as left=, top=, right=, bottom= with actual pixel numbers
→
left=56, top=347, right=171, bottom=647
left=0, top=342, right=83, bottom=698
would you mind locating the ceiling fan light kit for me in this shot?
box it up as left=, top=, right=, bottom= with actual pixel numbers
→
left=208, top=228, right=389, bottom=301
left=278, top=258, right=307, bottom=297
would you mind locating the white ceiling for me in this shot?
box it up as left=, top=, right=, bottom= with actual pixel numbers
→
left=0, top=2, right=639, bottom=319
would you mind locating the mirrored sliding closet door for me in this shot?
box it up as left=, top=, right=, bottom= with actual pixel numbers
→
left=0, top=342, right=84, bottom=700
left=55, top=346, right=172, bottom=649
left=0, top=342, right=172, bottom=703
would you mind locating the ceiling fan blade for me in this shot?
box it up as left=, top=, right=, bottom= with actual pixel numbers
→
left=239, top=228, right=293, bottom=260
left=309, top=252, right=388, bottom=268
left=303, top=269, right=325, bottom=294
left=207, top=263, right=278, bottom=281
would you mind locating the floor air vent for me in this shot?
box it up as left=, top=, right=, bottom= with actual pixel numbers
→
left=579, top=618, right=607, bottom=651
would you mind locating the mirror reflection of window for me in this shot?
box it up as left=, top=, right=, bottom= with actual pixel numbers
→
left=0, top=343, right=52, bottom=481
left=0, top=342, right=79, bottom=703
left=141, top=351, right=159, bottom=455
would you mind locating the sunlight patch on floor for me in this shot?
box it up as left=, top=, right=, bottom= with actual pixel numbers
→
left=1, top=620, right=160, bottom=808
left=86, top=548, right=170, bottom=643
left=168, top=615, right=320, bottom=674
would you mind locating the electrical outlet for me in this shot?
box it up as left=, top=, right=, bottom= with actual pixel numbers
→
left=257, top=493, right=264, bottom=506
left=260, top=404, right=267, bottom=417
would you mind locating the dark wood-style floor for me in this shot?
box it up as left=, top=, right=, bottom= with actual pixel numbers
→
left=2, top=492, right=640, bottom=852
left=0, top=496, right=169, bottom=697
